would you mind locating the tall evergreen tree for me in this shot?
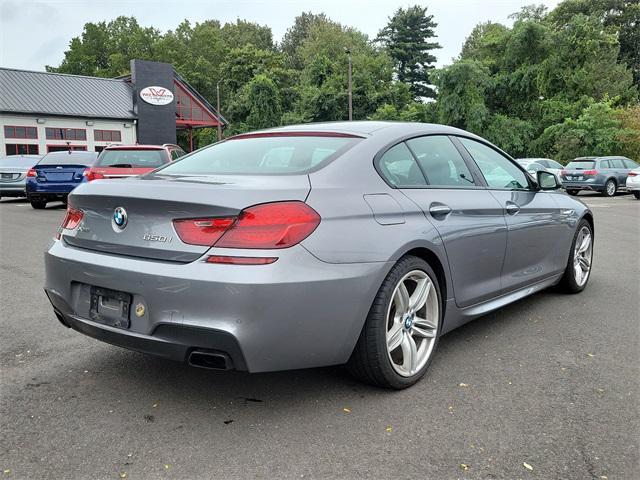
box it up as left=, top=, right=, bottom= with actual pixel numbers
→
left=377, top=6, right=441, bottom=99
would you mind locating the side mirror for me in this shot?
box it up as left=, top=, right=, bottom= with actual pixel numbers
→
left=537, top=170, right=561, bottom=190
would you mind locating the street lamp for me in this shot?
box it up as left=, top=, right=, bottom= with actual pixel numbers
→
left=345, top=48, right=353, bottom=121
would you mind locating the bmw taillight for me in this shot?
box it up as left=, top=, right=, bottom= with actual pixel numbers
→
left=27, top=168, right=37, bottom=177
left=172, top=201, right=321, bottom=252
left=216, top=201, right=321, bottom=249
left=582, top=169, right=598, bottom=176
left=56, top=205, right=84, bottom=239
left=83, top=168, right=104, bottom=181
left=173, top=217, right=236, bottom=246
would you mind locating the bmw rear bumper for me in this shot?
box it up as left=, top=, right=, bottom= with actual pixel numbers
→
left=44, top=238, right=391, bottom=372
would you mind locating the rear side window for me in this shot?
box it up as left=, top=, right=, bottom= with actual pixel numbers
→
left=459, top=138, right=529, bottom=190
left=609, top=158, right=625, bottom=168
left=97, top=149, right=167, bottom=168
left=566, top=161, right=595, bottom=170
left=378, top=143, right=426, bottom=187
left=170, top=149, right=185, bottom=160
left=157, top=135, right=360, bottom=175
left=39, top=152, right=96, bottom=166
left=407, top=136, right=475, bottom=187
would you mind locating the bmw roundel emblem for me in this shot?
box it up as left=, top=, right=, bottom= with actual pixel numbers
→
left=113, top=207, right=128, bottom=230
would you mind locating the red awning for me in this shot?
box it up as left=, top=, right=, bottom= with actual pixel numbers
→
left=175, top=79, right=221, bottom=128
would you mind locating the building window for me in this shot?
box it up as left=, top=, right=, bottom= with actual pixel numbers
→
left=94, top=130, right=122, bottom=142
left=47, top=145, right=87, bottom=153
left=5, top=144, right=39, bottom=155
left=45, top=127, right=87, bottom=141
left=4, top=126, right=38, bottom=139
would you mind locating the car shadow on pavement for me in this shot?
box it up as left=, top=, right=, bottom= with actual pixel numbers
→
left=23, top=286, right=564, bottom=408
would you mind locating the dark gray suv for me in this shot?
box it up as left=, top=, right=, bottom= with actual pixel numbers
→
left=561, top=156, right=639, bottom=196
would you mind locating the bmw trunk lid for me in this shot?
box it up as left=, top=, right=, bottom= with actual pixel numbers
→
left=62, top=174, right=311, bottom=262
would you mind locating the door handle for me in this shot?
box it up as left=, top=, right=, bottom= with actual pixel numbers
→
left=429, top=204, right=452, bottom=217
left=505, top=202, right=520, bottom=215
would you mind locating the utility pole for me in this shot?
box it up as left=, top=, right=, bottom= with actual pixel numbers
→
left=346, top=48, right=353, bottom=121
left=216, top=81, right=222, bottom=141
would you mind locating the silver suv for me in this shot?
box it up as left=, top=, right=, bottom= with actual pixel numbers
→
left=561, top=156, right=639, bottom=196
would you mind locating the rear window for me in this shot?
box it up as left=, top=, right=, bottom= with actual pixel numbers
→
left=566, top=161, right=595, bottom=170
left=156, top=135, right=360, bottom=175
left=0, top=156, right=40, bottom=168
left=39, top=152, right=97, bottom=166
left=97, top=149, right=167, bottom=168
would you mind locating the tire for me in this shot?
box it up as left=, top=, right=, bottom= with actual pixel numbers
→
left=348, top=255, right=442, bottom=389
left=567, top=189, right=579, bottom=196
left=557, top=219, right=593, bottom=294
left=29, top=199, right=47, bottom=209
left=602, top=179, right=617, bottom=197
left=633, top=191, right=640, bottom=200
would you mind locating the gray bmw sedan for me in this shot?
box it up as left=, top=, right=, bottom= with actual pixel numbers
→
left=45, top=122, right=594, bottom=389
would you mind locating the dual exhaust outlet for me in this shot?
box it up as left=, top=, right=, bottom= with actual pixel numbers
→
left=188, top=350, right=232, bottom=371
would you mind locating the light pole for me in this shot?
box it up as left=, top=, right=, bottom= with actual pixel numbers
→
left=345, top=48, right=353, bottom=121
left=216, top=81, right=222, bottom=141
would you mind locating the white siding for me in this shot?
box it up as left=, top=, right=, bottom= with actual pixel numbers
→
left=0, top=113, right=136, bottom=156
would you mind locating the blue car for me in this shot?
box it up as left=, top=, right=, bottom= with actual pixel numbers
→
left=26, top=150, right=98, bottom=209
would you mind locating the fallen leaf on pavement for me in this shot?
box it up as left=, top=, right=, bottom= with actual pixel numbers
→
left=459, top=383, right=469, bottom=388
left=119, top=473, right=127, bottom=479
left=587, top=353, right=595, bottom=357
left=343, top=408, right=351, bottom=413
left=385, top=427, right=392, bottom=432
left=460, top=464, right=469, bottom=470
left=523, top=462, right=533, bottom=471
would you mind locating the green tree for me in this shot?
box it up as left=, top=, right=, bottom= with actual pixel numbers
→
left=533, top=100, right=632, bottom=161
left=243, top=74, right=282, bottom=131
left=48, top=17, right=160, bottom=76
left=377, top=6, right=441, bottom=99
left=549, top=0, right=640, bottom=86
left=433, top=60, right=492, bottom=133
left=280, top=12, right=332, bottom=69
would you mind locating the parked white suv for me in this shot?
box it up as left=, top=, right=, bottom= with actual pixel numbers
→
left=626, top=167, right=640, bottom=199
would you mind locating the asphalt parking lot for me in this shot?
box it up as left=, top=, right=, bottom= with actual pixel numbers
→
left=1, top=192, right=638, bottom=479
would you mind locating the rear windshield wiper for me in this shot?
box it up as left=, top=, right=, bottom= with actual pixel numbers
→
left=107, top=163, right=134, bottom=168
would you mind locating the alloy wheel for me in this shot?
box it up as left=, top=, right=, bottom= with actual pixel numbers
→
left=385, top=270, right=439, bottom=377
left=573, top=226, right=593, bottom=287
left=606, top=180, right=616, bottom=196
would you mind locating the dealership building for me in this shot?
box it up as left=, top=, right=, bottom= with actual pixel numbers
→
left=0, top=59, right=226, bottom=156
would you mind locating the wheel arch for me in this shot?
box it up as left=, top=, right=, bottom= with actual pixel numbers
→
left=581, top=211, right=595, bottom=238
left=400, top=246, right=449, bottom=317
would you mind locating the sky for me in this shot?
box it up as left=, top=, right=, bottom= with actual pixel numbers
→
left=0, top=0, right=561, bottom=72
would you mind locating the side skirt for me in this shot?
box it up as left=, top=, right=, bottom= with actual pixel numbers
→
left=440, top=273, right=563, bottom=334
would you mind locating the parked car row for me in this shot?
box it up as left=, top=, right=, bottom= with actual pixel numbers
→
left=0, top=144, right=185, bottom=208
left=516, top=155, right=639, bottom=197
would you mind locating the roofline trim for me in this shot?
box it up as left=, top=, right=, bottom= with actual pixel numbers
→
left=0, top=66, right=130, bottom=83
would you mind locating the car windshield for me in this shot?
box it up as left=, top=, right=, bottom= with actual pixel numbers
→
left=97, top=149, right=166, bottom=168
left=566, top=160, right=595, bottom=170
left=38, top=152, right=97, bottom=166
left=155, top=135, right=361, bottom=175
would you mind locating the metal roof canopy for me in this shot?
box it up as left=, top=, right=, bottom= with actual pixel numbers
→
left=0, top=65, right=227, bottom=128
left=0, top=67, right=135, bottom=119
